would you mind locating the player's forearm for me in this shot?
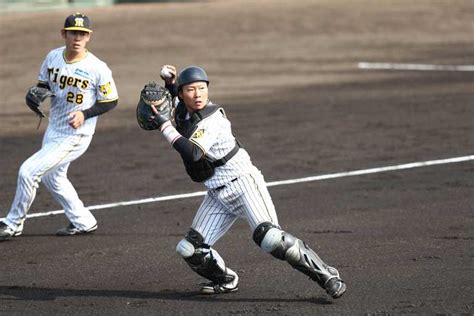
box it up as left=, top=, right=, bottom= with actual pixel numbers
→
left=82, top=99, right=118, bottom=120
left=165, top=82, right=178, bottom=98
left=160, top=122, right=204, bottom=162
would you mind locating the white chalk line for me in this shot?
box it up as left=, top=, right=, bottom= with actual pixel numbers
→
left=2, top=155, right=473, bottom=221
left=358, top=62, right=474, bottom=72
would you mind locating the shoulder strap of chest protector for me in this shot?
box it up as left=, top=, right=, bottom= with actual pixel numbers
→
left=177, top=104, right=242, bottom=167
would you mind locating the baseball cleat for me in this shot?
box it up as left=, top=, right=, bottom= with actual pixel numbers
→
left=56, top=223, right=97, bottom=236
left=200, top=268, right=239, bottom=295
left=0, top=222, right=23, bottom=241
left=325, top=277, right=346, bottom=299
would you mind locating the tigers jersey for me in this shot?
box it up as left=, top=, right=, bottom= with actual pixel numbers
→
left=188, top=107, right=256, bottom=190
left=38, top=46, right=119, bottom=136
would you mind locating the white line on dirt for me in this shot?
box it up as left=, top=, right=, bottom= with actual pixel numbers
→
left=2, top=155, right=473, bottom=221
left=358, top=62, right=474, bottom=71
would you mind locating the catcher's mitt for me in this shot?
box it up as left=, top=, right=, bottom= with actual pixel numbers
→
left=25, top=86, right=53, bottom=118
left=136, top=81, right=173, bottom=130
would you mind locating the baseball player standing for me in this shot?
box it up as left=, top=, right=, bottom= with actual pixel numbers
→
left=136, top=65, right=346, bottom=299
left=0, top=13, right=119, bottom=240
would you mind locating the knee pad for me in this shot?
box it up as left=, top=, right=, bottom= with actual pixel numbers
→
left=253, top=222, right=299, bottom=261
left=176, top=228, right=206, bottom=260
left=176, top=239, right=195, bottom=258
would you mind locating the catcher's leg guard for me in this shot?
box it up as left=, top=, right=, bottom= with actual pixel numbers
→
left=253, top=222, right=346, bottom=298
left=176, top=228, right=237, bottom=285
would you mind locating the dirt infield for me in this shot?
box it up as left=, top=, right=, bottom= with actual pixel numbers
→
left=1, top=0, right=473, bottom=314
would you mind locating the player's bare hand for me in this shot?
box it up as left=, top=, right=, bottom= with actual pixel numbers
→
left=160, top=65, right=177, bottom=85
left=68, top=111, right=85, bottom=129
left=149, top=104, right=158, bottom=115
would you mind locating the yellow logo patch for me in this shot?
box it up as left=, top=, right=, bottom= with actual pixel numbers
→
left=99, top=82, right=112, bottom=96
left=192, top=129, right=205, bottom=139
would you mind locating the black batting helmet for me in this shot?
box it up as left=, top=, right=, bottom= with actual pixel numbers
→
left=177, top=66, right=209, bottom=90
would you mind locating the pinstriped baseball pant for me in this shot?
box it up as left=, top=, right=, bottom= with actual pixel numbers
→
left=5, top=131, right=96, bottom=231
left=191, top=169, right=279, bottom=246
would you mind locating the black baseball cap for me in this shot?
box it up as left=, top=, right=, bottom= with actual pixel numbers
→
left=64, top=13, right=93, bottom=33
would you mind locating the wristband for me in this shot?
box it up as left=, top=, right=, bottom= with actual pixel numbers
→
left=160, top=122, right=181, bottom=144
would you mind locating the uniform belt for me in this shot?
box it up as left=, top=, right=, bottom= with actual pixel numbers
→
left=214, top=178, right=238, bottom=191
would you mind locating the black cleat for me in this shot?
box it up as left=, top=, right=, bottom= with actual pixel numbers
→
left=200, top=268, right=239, bottom=294
left=325, top=277, right=346, bottom=299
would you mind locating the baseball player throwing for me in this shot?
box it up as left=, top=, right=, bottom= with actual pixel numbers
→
left=136, top=65, right=346, bottom=298
left=0, top=13, right=119, bottom=240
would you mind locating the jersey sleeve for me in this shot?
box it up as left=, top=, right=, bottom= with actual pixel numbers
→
left=37, top=53, right=50, bottom=85
left=96, top=65, right=119, bottom=103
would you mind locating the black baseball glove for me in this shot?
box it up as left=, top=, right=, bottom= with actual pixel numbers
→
left=25, top=86, right=53, bottom=118
left=136, top=82, right=173, bottom=130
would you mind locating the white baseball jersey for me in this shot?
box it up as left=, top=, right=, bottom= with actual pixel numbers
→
left=186, top=107, right=279, bottom=246
left=38, top=46, right=118, bottom=136
left=4, top=46, right=118, bottom=232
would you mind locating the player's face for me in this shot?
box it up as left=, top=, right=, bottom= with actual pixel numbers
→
left=62, top=30, right=91, bottom=54
left=179, top=81, right=209, bottom=113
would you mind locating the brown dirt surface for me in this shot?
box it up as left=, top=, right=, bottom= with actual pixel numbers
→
left=1, top=0, right=473, bottom=314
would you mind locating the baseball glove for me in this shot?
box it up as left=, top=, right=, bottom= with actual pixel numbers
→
left=136, top=81, right=173, bottom=130
left=25, top=86, right=53, bottom=118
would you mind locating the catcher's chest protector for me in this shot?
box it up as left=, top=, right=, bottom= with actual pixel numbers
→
left=175, top=103, right=221, bottom=137
left=175, top=104, right=239, bottom=182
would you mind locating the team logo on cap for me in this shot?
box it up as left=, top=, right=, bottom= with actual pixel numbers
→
left=74, top=17, right=85, bottom=27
